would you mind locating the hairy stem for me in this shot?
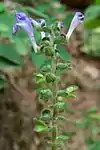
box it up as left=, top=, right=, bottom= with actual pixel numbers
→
left=51, top=49, right=58, bottom=150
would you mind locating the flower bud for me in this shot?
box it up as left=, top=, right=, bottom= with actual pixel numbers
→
left=56, top=63, right=71, bottom=70
left=39, top=89, right=53, bottom=100
left=40, top=65, right=51, bottom=74
left=44, top=46, right=54, bottom=56
left=45, top=73, right=56, bottom=83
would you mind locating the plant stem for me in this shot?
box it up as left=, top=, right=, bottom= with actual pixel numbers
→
left=51, top=49, right=58, bottom=150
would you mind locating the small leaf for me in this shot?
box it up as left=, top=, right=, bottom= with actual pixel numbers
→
left=86, top=106, right=97, bottom=114
left=66, top=85, right=78, bottom=93
left=35, top=73, right=45, bottom=84
left=89, top=113, right=100, bottom=120
left=34, top=119, right=48, bottom=132
left=57, top=90, right=68, bottom=97
left=56, top=135, right=69, bottom=141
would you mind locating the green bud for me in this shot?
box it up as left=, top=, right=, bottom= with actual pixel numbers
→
left=56, top=63, right=69, bottom=70
left=39, top=88, right=53, bottom=100
left=45, top=72, right=56, bottom=83
left=42, top=26, right=51, bottom=33
left=54, top=35, right=66, bottom=44
left=41, top=40, right=51, bottom=47
left=35, top=73, right=45, bottom=84
left=44, top=46, right=54, bottom=56
left=55, top=102, right=66, bottom=112
left=57, top=90, right=67, bottom=97
left=40, top=65, right=51, bottom=74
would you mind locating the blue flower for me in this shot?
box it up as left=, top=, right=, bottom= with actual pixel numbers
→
left=66, top=12, right=84, bottom=40
left=12, top=11, right=39, bottom=53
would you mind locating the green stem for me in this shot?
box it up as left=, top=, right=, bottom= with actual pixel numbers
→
left=51, top=50, right=58, bottom=150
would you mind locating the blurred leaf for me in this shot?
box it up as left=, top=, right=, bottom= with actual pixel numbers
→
left=36, top=3, right=50, bottom=12
left=0, top=24, right=9, bottom=32
left=0, top=43, right=23, bottom=65
left=84, top=5, right=100, bottom=29
left=31, top=52, right=46, bottom=67
left=95, top=0, right=100, bottom=4
left=14, top=38, right=28, bottom=55
left=89, top=113, right=100, bottom=120
left=0, top=2, right=5, bottom=13
left=21, top=6, right=48, bottom=19
left=86, top=106, right=97, bottom=114
left=76, top=119, right=90, bottom=129
left=57, top=46, right=71, bottom=61
left=0, top=57, right=20, bottom=69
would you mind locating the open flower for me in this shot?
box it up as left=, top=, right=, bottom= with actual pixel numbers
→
left=12, top=11, right=40, bottom=53
left=66, top=12, right=84, bottom=40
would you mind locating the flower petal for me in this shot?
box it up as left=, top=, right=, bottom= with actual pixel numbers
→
left=66, top=12, right=84, bottom=40
left=12, top=24, right=19, bottom=35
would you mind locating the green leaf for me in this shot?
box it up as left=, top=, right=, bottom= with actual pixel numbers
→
left=31, top=52, right=46, bottom=67
left=57, top=90, right=68, bottom=97
left=0, top=43, right=23, bottom=66
left=0, top=57, right=20, bottom=69
left=84, top=5, right=100, bottom=29
left=86, top=106, right=97, bottom=114
left=56, top=134, right=69, bottom=141
left=0, top=2, right=5, bottom=13
left=21, top=6, right=48, bottom=19
left=34, top=119, right=48, bottom=132
left=95, top=0, right=100, bottom=4
left=14, top=38, right=28, bottom=55
left=36, top=3, right=50, bottom=12
left=57, top=46, right=71, bottom=61
left=76, top=119, right=90, bottom=129
left=89, top=113, right=100, bottom=120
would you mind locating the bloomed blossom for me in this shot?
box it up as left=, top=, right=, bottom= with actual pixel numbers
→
left=66, top=12, right=84, bottom=40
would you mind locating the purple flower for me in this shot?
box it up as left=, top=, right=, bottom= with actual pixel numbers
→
left=12, top=11, right=39, bottom=53
left=66, top=12, right=84, bottom=40
left=57, top=21, right=63, bottom=31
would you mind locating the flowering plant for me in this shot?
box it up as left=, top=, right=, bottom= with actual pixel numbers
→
left=13, top=11, right=84, bottom=150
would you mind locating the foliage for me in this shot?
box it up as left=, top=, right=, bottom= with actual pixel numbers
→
left=83, top=0, right=100, bottom=57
